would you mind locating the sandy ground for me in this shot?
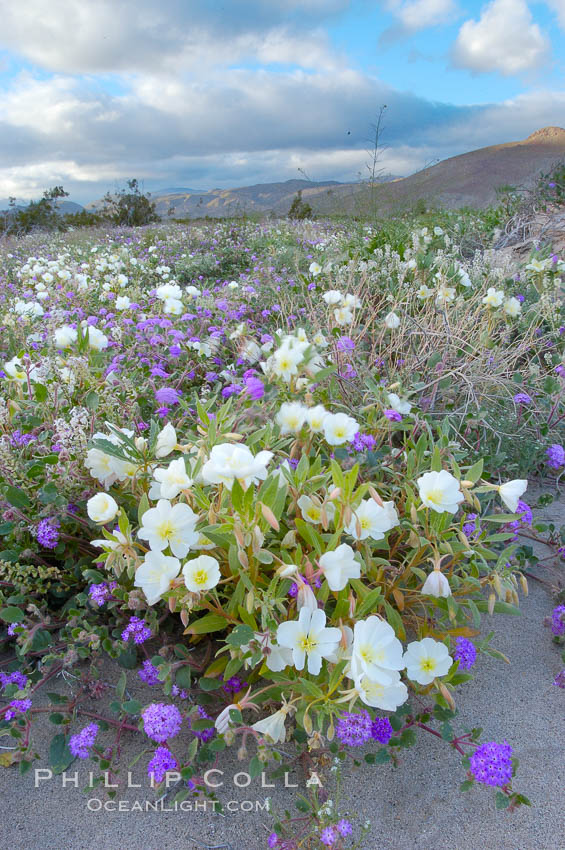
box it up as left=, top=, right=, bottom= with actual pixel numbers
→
left=1, top=493, right=564, bottom=850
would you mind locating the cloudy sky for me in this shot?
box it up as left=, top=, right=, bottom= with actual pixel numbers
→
left=0, top=0, right=564, bottom=203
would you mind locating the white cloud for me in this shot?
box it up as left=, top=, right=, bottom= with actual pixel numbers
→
left=545, top=0, right=565, bottom=29
left=386, top=0, right=457, bottom=31
left=452, top=0, right=550, bottom=75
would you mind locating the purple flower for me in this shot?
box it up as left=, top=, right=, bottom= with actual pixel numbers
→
left=553, top=670, right=565, bottom=688
left=513, top=392, right=532, bottom=405
left=370, top=716, right=393, bottom=744
left=335, top=710, right=373, bottom=746
left=550, top=605, right=565, bottom=636
left=336, top=336, right=355, bottom=351
left=69, top=723, right=99, bottom=758
left=138, top=660, right=161, bottom=686
left=121, top=616, right=152, bottom=645
left=142, top=703, right=183, bottom=742
left=350, top=431, right=377, bottom=452
left=221, top=676, right=247, bottom=695
left=0, top=671, right=28, bottom=690
left=244, top=376, right=265, bottom=400
left=4, top=697, right=32, bottom=720
left=267, top=833, right=279, bottom=848
left=36, top=518, right=60, bottom=549
left=453, top=637, right=477, bottom=670
left=88, top=581, right=117, bottom=607
left=469, top=740, right=513, bottom=787
left=147, top=746, right=178, bottom=782
left=155, top=387, right=182, bottom=406
left=188, top=705, right=216, bottom=743
left=462, top=513, right=482, bottom=539
left=383, top=409, right=402, bottom=422
left=320, top=826, right=337, bottom=846
left=546, top=444, right=565, bottom=470
left=336, top=819, right=353, bottom=837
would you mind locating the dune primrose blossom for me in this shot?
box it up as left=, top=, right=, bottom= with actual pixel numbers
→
left=318, top=543, right=360, bottom=591
left=417, top=470, right=464, bottom=514
left=276, top=608, right=341, bottom=676
left=134, top=552, right=181, bottom=605
left=421, top=568, right=451, bottom=598
left=345, top=499, right=399, bottom=541
left=138, top=499, right=199, bottom=557
left=350, top=616, right=405, bottom=685
left=322, top=412, right=359, bottom=446
left=201, top=443, right=273, bottom=489
left=182, top=555, right=221, bottom=593
left=497, top=479, right=528, bottom=513
left=403, top=637, right=453, bottom=685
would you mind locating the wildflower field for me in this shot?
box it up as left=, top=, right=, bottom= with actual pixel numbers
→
left=0, top=194, right=564, bottom=848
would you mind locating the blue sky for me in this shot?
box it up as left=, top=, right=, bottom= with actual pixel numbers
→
left=0, top=0, right=563, bottom=203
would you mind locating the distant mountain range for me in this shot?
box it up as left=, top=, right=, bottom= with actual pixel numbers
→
left=0, top=199, right=84, bottom=215
left=5, top=128, right=565, bottom=221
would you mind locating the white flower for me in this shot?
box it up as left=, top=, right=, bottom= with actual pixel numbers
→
left=421, top=569, right=451, bottom=598
left=271, top=345, right=304, bottom=380
left=185, top=285, right=201, bottom=298
left=322, top=290, right=342, bottom=305
left=276, top=608, right=341, bottom=676
left=306, top=405, right=329, bottom=432
left=334, top=306, right=353, bottom=325
left=354, top=671, right=408, bottom=710
left=318, top=543, right=360, bottom=591
left=498, top=479, right=527, bottom=512
left=403, top=637, right=452, bottom=685
left=155, top=423, right=178, bottom=458
left=134, top=551, right=180, bottom=605
left=435, top=285, right=456, bottom=304
left=387, top=393, right=411, bottom=415
left=115, top=295, right=131, bottom=310
left=163, top=297, right=183, bottom=315
left=417, top=470, right=463, bottom=514
left=345, top=499, right=399, bottom=541
left=297, top=495, right=335, bottom=525
left=251, top=703, right=294, bottom=743
left=416, top=284, right=433, bottom=299
left=201, top=443, right=273, bottom=490
left=434, top=226, right=444, bottom=236
left=156, top=282, right=182, bottom=301
left=4, top=356, right=27, bottom=383
left=215, top=704, right=238, bottom=734
left=240, top=340, right=262, bottom=363
left=350, top=616, right=405, bottom=684
left=87, top=326, right=109, bottom=351
left=503, top=297, right=522, bottom=317
left=152, top=457, right=193, bottom=499
left=322, top=412, right=359, bottom=446
left=182, top=555, right=221, bottom=593
left=482, top=287, right=504, bottom=308
left=276, top=402, right=308, bottom=434
left=309, top=261, right=322, bottom=276
left=240, top=633, right=293, bottom=672
left=312, top=331, right=328, bottom=348
left=227, top=280, right=239, bottom=290
left=457, top=269, right=472, bottom=287
left=138, top=499, right=199, bottom=557
left=342, top=293, right=361, bottom=309
left=54, top=325, right=78, bottom=348
left=87, top=493, right=119, bottom=524
left=384, top=311, right=401, bottom=329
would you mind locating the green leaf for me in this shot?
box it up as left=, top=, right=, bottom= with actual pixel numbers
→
left=465, top=458, right=483, bottom=483
left=495, top=791, right=511, bottom=809
left=49, top=734, right=75, bottom=775
left=0, top=606, right=24, bottom=623
left=175, top=666, right=192, bottom=690
left=199, top=677, right=222, bottom=691
left=116, top=671, right=127, bottom=701
left=4, top=486, right=31, bottom=510
left=138, top=493, right=150, bottom=524
left=185, top=613, right=228, bottom=635
left=122, top=699, right=142, bottom=715
left=225, top=624, right=254, bottom=647
left=85, top=390, right=99, bottom=411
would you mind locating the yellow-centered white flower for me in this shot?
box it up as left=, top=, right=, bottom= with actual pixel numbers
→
left=322, top=412, right=359, bottom=446
left=138, top=499, right=199, bottom=557
left=482, top=287, right=505, bottom=307
left=297, top=495, right=335, bottom=525
left=354, top=671, right=409, bottom=710
left=182, top=555, right=221, bottom=593
left=134, top=551, right=181, bottom=605
left=152, top=457, right=193, bottom=499
left=201, top=443, right=273, bottom=490
left=403, top=637, right=452, bottom=685
left=350, top=616, right=405, bottom=684
left=345, top=499, right=399, bottom=541
left=155, top=423, right=178, bottom=458
left=276, top=608, right=341, bottom=676
left=417, top=470, right=464, bottom=514
left=276, top=402, right=308, bottom=434
left=87, top=493, right=119, bottom=524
